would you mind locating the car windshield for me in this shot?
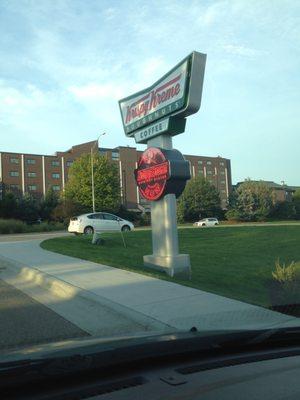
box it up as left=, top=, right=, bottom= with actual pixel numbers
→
left=0, top=0, right=299, bottom=381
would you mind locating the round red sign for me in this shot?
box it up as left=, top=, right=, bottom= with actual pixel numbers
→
left=135, top=147, right=170, bottom=201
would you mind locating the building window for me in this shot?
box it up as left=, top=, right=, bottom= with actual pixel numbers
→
left=220, top=170, right=225, bottom=175
left=207, top=161, right=212, bottom=165
left=10, top=184, right=20, bottom=189
left=66, top=160, right=73, bottom=167
left=52, top=185, right=60, bottom=191
left=28, top=185, right=37, bottom=191
left=10, top=158, right=19, bottom=164
left=221, top=189, right=226, bottom=194
left=27, top=172, right=37, bottom=178
left=112, top=151, right=119, bottom=161
left=207, top=170, right=212, bottom=175
left=221, top=180, right=226, bottom=184
left=198, top=160, right=203, bottom=165
left=220, top=162, right=225, bottom=166
left=26, top=159, right=36, bottom=165
left=52, top=173, right=60, bottom=179
left=51, top=160, right=60, bottom=166
left=9, top=171, right=19, bottom=177
left=198, top=169, right=204, bottom=174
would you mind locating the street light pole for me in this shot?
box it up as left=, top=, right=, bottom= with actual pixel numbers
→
left=91, top=132, right=106, bottom=213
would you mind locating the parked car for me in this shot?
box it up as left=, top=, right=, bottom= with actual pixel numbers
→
left=193, top=217, right=219, bottom=227
left=68, top=212, right=134, bottom=234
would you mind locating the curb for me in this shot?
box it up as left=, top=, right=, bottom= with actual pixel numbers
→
left=0, top=255, right=175, bottom=333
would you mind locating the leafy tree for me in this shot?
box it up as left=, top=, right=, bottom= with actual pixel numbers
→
left=293, top=189, right=300, bottom=219
left=228, top=180, right=273, bottom=221
left=270, top=201, right=297, bottom=220
left=51, top=199, right=87, bottom=224
left=16, top=193, right=40, bottom=222
left=0, top=192, right=17, bottom=218
left=39, top=188, right=59, bottom=221
left=64, top=153, right=120, bottom=212
left=177, top=177, right=221, bottom=223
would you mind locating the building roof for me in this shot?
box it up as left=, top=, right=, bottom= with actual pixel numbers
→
left=236, top=180, right=298, bottom=192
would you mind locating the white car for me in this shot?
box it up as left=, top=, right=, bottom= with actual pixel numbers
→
left=193, top=218, right=219, bottom=227
left=68, top=212, right=134, bottom=235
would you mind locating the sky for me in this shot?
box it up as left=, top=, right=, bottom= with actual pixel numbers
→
left=0, top=0, right=299, bottom=185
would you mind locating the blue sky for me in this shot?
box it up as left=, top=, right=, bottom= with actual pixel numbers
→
left=0, top=0, right=299, bottom=184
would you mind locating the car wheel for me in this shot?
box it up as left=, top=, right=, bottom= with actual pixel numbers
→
left=121, top=225, right=131, bottom=232
left=84, top=226, right=94, bottom=235
left=214, top=223, right=218, bottom=226
left=202, top=223, right=206, bottom=227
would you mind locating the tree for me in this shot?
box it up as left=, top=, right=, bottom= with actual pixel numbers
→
left=270, top=201, right=296, bottom=220
left=64, top=153, right=121, bottom=212
left=39, top=188, right=59, bottom=221
left=15, top=193, right=40, bottom=222
left=293, top=189, right=300, bottom=219
left=177, top=177, right=221, bottom=223
left=0, top=192, right=17, bottom=219
left=227, top=180, right=273, bottom=221
left=51, top=198, right=86, bottom=224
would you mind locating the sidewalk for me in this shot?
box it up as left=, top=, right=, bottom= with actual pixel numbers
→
left=0, top=239, right=298, bottom=332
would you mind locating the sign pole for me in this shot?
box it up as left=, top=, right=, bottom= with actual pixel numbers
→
left=143, top=134, right=191, bottom=278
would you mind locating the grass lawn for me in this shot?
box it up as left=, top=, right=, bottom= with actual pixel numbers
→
left=41, top=226, right=300, bottom=308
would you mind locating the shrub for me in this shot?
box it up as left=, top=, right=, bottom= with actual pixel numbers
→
left=0, top=219, right=65, bottom=234
left=225, top=209, right=242, bottom=221
left=136, top=213, right=151, bottom=227
left=117, top=206, right=139, bottom=223
left=51, top=199, right=87, bottom=224
left=0, top=219, right=27, bottom=234
left=272, top=259, right=298, bottom=283
left=270, top=202, right=297, bottom=220
left=269, top=259, right=300, bottom=309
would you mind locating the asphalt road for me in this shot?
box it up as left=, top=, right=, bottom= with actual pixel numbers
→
left=0, top=278, right=88, bottom=351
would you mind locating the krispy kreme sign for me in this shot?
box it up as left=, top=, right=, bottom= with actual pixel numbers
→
left=134, top=147, right=191, bottom=201
left=119, top=52, right=206, bottom=136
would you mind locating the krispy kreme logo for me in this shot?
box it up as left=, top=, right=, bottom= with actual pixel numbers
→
left=125, top=74, right=181, bottom=124
left=120, top=60, right=188, bottom=134
left=135, top=147, right=170, bottom=201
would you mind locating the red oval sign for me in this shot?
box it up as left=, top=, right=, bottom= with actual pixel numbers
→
left=135, top=147, right=170, bottom=201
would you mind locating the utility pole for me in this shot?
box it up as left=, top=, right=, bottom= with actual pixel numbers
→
left=91, top=132, right=106, bottom=213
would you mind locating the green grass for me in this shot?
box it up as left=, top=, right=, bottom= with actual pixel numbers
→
left=40, top=226, right=300, bottom=308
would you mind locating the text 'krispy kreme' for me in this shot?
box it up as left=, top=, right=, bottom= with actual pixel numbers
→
left=136, top=162, right=169, bottom=185
left=125, top=75, right=181, bottom=124
left=119, top=51, right=206, bottom=136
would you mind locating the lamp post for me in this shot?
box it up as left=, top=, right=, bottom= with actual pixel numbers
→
left=91, top=132, right=106, bottom=213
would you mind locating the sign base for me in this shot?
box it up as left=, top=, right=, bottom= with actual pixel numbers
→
left=143, top=254, right=191, bottom=279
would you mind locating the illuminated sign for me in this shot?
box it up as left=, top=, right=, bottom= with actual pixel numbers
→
left=135, top=147, right=191, bottom=201
left=119, top=51, right=206, bottom=137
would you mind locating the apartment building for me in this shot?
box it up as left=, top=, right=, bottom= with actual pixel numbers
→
left=0, top=141, right=232, bottom=209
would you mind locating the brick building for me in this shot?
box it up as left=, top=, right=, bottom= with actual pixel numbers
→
left=0, top=141, right=232, bottom=209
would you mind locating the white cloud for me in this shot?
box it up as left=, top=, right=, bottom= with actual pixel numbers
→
left=222, top=44, right=261, bottom=57
left=0, top=81, right=47, bottom=120
left=68, top=83, right=125, bottom=101
left=200, top=2, right=225, bottom=26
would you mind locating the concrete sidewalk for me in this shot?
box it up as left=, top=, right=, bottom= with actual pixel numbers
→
left=0, top=239, right=298, bottom=333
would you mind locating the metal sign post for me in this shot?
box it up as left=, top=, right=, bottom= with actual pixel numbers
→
left=118, top=51, right=206, bottom=278
left=143, top=134, right=190, bottom=278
